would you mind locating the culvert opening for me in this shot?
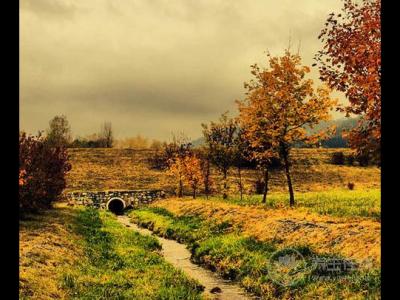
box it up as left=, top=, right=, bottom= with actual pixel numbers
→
left=107, top=198, right=125, bottom=215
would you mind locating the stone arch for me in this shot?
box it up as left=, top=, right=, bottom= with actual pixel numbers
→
left=106, top=197, right=126, bottom=214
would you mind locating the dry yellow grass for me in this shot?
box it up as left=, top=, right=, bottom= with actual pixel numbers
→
left=65, top=148, right=170, bottom=192
left=19, top=204, right=83, bottom=299
left=66, top=148, right=380, bottom=195
left=151, top=198, right=380, bottom=265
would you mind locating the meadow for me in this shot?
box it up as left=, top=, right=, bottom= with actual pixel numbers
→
left=130, top=206, right=380, bottom=299
left=20, top=147, right=381, bottom=299
left=202, top=189, right=381, bottom=220
left=20, top=204, right=204, bottom=299
left=65, top=148, right=380, bottom=195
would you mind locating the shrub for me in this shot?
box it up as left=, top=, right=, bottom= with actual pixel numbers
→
left=346, top=154, right=356, bottom=166
left=19, top=132, right=71, bottom=214
left=347, top=182, right=355, bottom=190
left=148, top=139, right=193, bottom=170
left=330, top=151, right=345, bottom=165
left=147, top=149, right=168, bottom=170
left=356, top=153, right=370, bottom=167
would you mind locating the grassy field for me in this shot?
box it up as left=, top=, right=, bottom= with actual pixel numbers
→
left=21, top=147, right=380, bottom=299
left=20, top=204, right=204, bottom=299
left=202, top=188, right=381, bottom=220
left=65, top=148, right=380, bottom=195
left=20, top=205, right=82, bottom=299
left=142, top=197, right=380, bottom=264
left=130, top=206, right=380, bottom=299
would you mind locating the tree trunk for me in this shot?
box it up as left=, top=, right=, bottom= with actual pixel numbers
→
left=262, top=168, right=269, bottom=203
left=178, top=178, right=183, bottom=198
left=238, top=166, right=243, bottom=201
left=283, top=153, right=295, bottom=206
left=193, top=186, right=196, bottom=199
left=205, top=160, right=210, bottom=199
left=223, top=169, right=228, bottom=199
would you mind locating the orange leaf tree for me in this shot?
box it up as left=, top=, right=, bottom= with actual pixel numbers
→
left=182, top=155, right=204, bottom=199
left=202, top=113, right=238, bottom=199
left=167, top=155, right=186, bottom=197
left=198, top=146, right=213, bottom=199
left=315, top=0, right=381, bottom=162
left=237, top=50, right=336, bottom=206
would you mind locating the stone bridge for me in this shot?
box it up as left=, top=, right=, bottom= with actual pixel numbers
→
left=65, top=189, right=166, bottom=214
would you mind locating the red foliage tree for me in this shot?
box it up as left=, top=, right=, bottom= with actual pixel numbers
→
left=19, top=132, right=71, bottom=213
left=315, top=0, right=381, bottom=162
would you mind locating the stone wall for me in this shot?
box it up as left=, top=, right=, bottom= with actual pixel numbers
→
left=65, top=190, right=165, bottom=209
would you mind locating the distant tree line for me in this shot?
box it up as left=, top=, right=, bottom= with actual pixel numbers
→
left=70, top=122, right=114, bottom=148
left=43, top=115, right=115, bottom=148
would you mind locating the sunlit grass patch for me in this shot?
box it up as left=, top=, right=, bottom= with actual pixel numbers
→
left=130, top=207, right=380, bottom=299
left=19, top=204, right=83, bottom=300
left=66, top=148, right=380, bottom=195
left=201, top=188, right=380, bottom=220
left=61, top=207, right=204, bottom=299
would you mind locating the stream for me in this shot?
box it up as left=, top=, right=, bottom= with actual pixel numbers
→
left=117, top=215, right=254, bottom=300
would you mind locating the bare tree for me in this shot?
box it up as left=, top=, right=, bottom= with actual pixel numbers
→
left=99, top=122, right=113, bottom=148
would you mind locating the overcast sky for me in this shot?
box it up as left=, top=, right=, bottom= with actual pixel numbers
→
left=20, top=0, right=345, bottom=141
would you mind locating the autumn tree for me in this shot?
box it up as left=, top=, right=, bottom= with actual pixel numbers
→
left=164, top=133, right=194, bottom=196
left=235, top=122, right=275, bottom=203
left=46, top=115, right=72, bottom=147
left=238, top=50, right=336, bottom=206
left=315, top=0, right=381, bottom=162
left=232, top=127, right=249, bottom=201
left=149, top=133, right=192, bottom=170
left=182, top=155, right=204, bottom=199
left=167, top=155, right=186, bottom=197
left=198, top=146, right=213, bottom=199
left=202, top=113, right=238, bottom=199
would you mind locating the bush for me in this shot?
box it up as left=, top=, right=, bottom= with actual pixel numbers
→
left=148, top=140, right=193, bottom=170
left=356, top=153, right=370, bottom=167
left=19, top=132, right=71, bottom=214
left=330, top=151, right=345, bottom=165
left=346, top=154, right=356, bottom=166
left=147, top=149, right=169, bottom=170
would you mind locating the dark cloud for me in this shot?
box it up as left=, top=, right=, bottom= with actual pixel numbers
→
left=20, top=0, right=345, bottom=140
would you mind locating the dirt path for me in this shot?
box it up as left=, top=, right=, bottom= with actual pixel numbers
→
left=117, top=215, right=254, bottom=300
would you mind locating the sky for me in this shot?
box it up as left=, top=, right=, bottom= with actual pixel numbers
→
left=20, top=0, right=346, bottom=141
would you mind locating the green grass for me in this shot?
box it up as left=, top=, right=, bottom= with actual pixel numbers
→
left=61, top=207, right=204, bottom=299
left=130, top=207, right=381, bottom=299
left=201, top=188, right=381, bottom=220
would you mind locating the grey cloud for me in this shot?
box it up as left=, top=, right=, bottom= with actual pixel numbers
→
left=20, top=0, right=77, bottom=19
left=20, top=0, right=345, bottom=140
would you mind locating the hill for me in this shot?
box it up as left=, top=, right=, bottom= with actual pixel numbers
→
left=191, top=117, right=359, bottom=148
left=65, top=148, right=380, bottom=195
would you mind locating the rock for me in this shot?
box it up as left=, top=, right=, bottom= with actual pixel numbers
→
left=210, top=287, right=222, bottom=294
